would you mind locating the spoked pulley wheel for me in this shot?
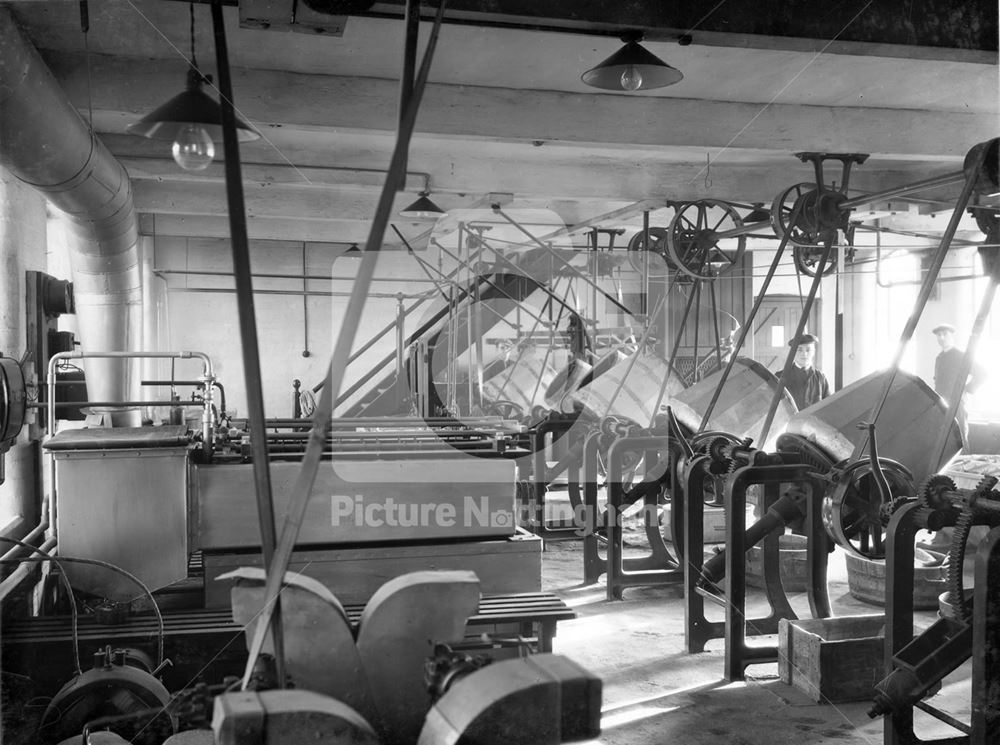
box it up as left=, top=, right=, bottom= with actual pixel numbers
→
left=822, top=458, right=915, bottom=559
left=627, top=226, right=673, bottom=276
left=666, top=200, right=747, bottom=279
left=771, top=182, right=853, bottom=277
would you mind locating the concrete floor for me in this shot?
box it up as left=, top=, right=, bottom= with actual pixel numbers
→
left=537, top=526, right=973, bottom=745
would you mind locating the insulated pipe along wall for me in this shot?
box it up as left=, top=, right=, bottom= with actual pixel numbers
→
left=0, top=8, right=141, bottom=425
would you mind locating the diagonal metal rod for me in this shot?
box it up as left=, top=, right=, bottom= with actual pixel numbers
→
left=434, top=234, right=580, bottom=323
left=933, top=273, right=997, bottom=465
left=849, top=156, right=986, bottom=463
left=709, top=280, right=723, bottom=370
left=840, top=170, right=966, bottom=210
left=696, top=203, right=801, bottom=434
left=430, top=237, right=551, bottom=328
left=496, top=275, right=565, bottom=399
left=757, top=242, right=832, bottom=446
left=240, top=0, right=448, bottom=690
left=598, top=288, right=670, bottom=423
left=649, top=278, right=699, bottom=416
left=210, top=0, right=285, bottom=685
left=391, top=224, right=454, bottom=305
left=691, top=281, right=702, bottom=382
left=493, top=208, right=633, bottom=315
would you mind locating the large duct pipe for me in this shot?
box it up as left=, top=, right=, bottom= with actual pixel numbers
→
left=0, top=8, right=141, bottom=425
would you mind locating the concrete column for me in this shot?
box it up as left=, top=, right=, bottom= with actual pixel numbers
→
left=0, top=168, right=48, bottom=529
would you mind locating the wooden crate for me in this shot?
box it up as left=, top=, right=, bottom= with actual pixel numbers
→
left=778, top=615, right=885, bottom=703
left=203, top=530, right=542, bottom=608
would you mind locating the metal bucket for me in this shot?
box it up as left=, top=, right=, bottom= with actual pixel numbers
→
left=481, top=346, right=560, bottom=413
left=671, top=357, right=797, bottom=448
left=568, top=350, right=685, bottom=426
left=783, top=368, right=962, bottom=487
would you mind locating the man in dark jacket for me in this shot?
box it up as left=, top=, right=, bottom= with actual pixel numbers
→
left=932, top=323, right=983, bottom=444
left=782, top=333, right=830, bottom=410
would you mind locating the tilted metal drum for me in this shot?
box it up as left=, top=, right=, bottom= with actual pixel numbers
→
left=543, top=359, right=594, bottom=412
left=568, top=350, right=685, bottom=426
left=671, top=357, right=797, bottom=449
left=783, top=368, right=962, bottom=488
left=481, top=346, right=561, bottom=415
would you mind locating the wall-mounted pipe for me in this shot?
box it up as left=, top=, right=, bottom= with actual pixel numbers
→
left=0, top=535, right=57, bottom=603
left=0, top=8, right=140, bottom=424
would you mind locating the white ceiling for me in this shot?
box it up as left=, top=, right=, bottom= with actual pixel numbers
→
left=6, top=0, right=1000, bottom=247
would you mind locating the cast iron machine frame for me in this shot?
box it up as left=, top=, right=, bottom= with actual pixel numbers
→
left=872, top=478, right=1000, bottom=745
left=683, top=445, right=832, bottom=680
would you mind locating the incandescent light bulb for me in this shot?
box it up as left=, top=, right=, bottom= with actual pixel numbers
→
left=171, top=124, right=215, bottom=171
left=620, top=65, right=643, bottom=91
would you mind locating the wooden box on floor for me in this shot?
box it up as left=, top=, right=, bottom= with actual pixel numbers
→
left=778, top=615, right=885, bottom=703
left=203, top=530, right=542, bottom=608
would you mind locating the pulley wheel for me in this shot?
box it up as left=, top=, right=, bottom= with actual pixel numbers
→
left=0, top=356, right=27, bottom=447
left=627, top=226, right=673, bottom=276
left=792, top=244, right=838, bottom=277
left=485, top=399, right=523, bottom=420
left=666, top=200, right=746, bottom=279
left=770, top=182, right=820, bottom=247
left=822, top=458, right=915, bottom=559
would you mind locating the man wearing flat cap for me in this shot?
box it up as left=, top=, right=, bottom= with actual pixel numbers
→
left=782, top=333, right=830, bottom=410
left=932, top=323, right=983, bottom=444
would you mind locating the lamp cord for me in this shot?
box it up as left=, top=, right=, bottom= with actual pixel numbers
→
left=189, top=2, right=198, bottom=70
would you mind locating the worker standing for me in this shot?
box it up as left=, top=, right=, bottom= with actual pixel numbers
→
left=781, top=333, right=830, bottom=410
left=931, top=323, right=983, bottom=446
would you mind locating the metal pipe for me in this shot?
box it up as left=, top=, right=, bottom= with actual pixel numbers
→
left=709, top=219, right=774, bottom=241
left=398, top=0, right=420, bottom=188
left=47, top=351, right=215, bottom=433
left=0, top=9, right=141, bottom=422
left=263, top=417, right=510, bottom=427
left=854, top=223, right=980, bottom=247
left=164, top=286, right=433, bottom=299
left=395, top=293, right=406, bottom=399
left=709, top=281, right=723, bottom=370
left=38, top=400, right=199, bottom=408
left=0, top=511, right=47, bottom=563
left=155, top=268, right=443, bottom=283
left=691, top=281, right=702, bottom=382
left=840, top=170, right=966, bottom=210
left=0, top=535, right=57, bottom=602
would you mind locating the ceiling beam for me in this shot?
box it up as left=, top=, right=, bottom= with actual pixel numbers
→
left=45, top=52, right=993, bottom=161
left=119, top=156, right=429, bottom=192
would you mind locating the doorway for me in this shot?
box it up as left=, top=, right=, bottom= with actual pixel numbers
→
left=751, top=294, right=822, bottom=372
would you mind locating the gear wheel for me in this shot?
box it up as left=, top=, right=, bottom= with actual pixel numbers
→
left=917, top=474, right=957, bottom=511
left=945, top=507, right=976, bottom=623
left=881, top=496, right=913, bottom=523
left=775, top=433, right=836, bottom=473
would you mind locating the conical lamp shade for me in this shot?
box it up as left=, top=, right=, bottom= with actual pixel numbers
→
left=581, top=40, right=683, bottom=91
left=399, top=194, right=444, bottom=219
left=127, top=68, right=259, bottom=142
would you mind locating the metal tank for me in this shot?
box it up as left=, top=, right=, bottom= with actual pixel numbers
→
left=783, top=368, right=962, bottom=487
left=568, top=350, right=685, bottom=426
left=671, top=357, right=798, bottom=449
left=480, top=345, right=560, bottom=414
